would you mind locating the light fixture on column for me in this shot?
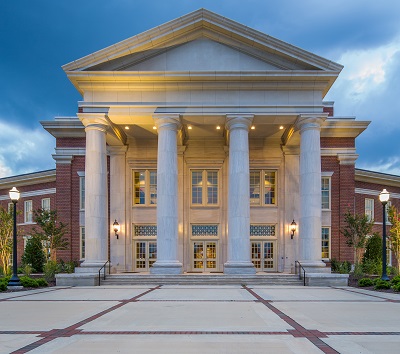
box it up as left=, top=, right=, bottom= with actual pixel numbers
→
left=8, top=187, right=21, bottom=288
left=113, top=219, right=120, bottom=239
left=379, top=189, right=390, bottom=281
left=290, top=220, right=297, bottom=239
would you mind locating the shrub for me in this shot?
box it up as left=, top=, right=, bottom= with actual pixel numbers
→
left=19, top=276, right=39, bottom=288
left=363, top=233, right=382, bottom=263
left=43, top=260, right=58, bottom=282
left=358, top=278, right=374, bottom=287
left=0, top=276, right=10, bottom=291
left=21, top=264, right=33, bottom=277
left=392, top=283, right=400, bottom=292
left=390, top=275, right=400, bottom=286
left=57, top=259, right=76, bottom=274
left=374, top=279, right=391, bottom=290
left=331, top=259, right=352, bottom=274
left=36, top=278, right=48, bottom=287
left=21, top=236, right=46, bottom=273
left=362, top=259, right=382, bottom=275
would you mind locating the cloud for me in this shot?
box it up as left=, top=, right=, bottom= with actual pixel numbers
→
left=0, top=121, right=55, bottom=178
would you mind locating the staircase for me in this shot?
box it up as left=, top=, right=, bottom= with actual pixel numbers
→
left=100, top=273, right=303, bottom=286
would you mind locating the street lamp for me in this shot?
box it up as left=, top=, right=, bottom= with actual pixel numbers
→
left=379, top=189, right=390, bottom=281
left=8, top=187, right=22, bottom=288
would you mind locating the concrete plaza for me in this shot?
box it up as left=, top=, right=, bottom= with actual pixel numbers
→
left=0, top=285, right=399, bottom=353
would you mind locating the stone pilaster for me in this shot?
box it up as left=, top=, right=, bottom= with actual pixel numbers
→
left=224, top=114, right=256, bottom=274
left=150, top=114, right=183, bottom=274
left=77, top=113, right=109, bottom=270
left=296, top=114, right=328, bottom=272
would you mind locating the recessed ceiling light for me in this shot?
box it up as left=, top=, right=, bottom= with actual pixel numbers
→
left=153, top=126, right=157, bottom=130
left=279, top=126, right=284, bottom=130
left=251, top=125, right=255, bottom=130
left=188, top=125, right=192, bottom=130
left=216, top=126, right=221, bottom=130
left=125, top=126, right=129, bottom=130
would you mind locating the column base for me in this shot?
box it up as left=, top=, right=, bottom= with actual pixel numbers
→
left=298, top=260, right=330, bottom=273
left=224, top=261, right=256, bottom=275
left=150, top=261, right=183, bottom=275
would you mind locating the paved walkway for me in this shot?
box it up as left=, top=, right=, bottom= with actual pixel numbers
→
left=0, top=285, right=399, bottom=354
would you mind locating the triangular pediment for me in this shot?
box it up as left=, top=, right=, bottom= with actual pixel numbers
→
left=63, top=9, right=342, bottom=73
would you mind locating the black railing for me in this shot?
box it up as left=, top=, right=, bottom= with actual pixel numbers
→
left=295, top=261, right=306, bottom=286
left=98, top=260, right=110, bottom=286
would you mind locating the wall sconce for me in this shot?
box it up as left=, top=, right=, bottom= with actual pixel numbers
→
left=113, top=219, right=120, bottom=239
left=290, top=220, right=297, bottom=239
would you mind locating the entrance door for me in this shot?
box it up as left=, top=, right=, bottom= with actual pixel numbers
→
left=192, top=241, right=218, bottom=272
left=134, top=241, right=157, bottom=271
left=251, top=240, right=276, bottom=272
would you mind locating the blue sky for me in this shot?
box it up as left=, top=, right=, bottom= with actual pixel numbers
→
left=1, top=0, right=399, bottom=177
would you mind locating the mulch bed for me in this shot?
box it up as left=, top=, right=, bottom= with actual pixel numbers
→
left=348, top=274, right=398, bottom=294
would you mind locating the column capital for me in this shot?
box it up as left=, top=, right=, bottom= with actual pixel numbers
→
left=153, top=114, right=181, bottom=131
left=295, top=114, right=327, bottom=134
left=77, top=113, right=109, bottom=132
left=107, top=146, right=128, bottom=156
left=337, top=153, right=358, bottom=165
left=225, top=115, right=254, bottom=131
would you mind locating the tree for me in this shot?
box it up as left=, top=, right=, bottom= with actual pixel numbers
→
left=21, top=235, right=46, bottom=272
left=388, top=205, right=400, bottom=274
left=32, top=209, right=69, bottom=261
left=341, top=211, right=374, bottom=265
left=0, top=207, right=13, bottom=275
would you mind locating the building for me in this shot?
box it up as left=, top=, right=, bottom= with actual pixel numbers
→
left=1, top=9, right=399, bottom=283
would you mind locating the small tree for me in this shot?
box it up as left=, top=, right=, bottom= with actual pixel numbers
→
left=0, top=207, right=13, bottom=275
left=388, top=205, right=400, bottom=274
left=21, top=235, right=46, bottom=272
left=341, top=211, right=374, bottom=265
left=33, top=209, right=69, bottom=261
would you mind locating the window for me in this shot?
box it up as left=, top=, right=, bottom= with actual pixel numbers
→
left=41, top=198, right=50, bottom=211
left=365, top=198, right=374, bottom=221
left=80, top=176, right=85, bottom=210
left=8, top=203, right=13, bottom=214
left=250, top=170, right=276, bottom=205
left=321, top=177, right=330, bottom=210
left=133, top=170, right=157, bottom=205
left=387, top=240, right=392, bottom=266
left=191, top=170, right=218, bottom=206
left=24, top=200, right=33, bottom=223
left=386, top=201, right=392, bottom=223
left=80, top=227, right=85, bottom=259
left=321, top=227, right=330, bottom=259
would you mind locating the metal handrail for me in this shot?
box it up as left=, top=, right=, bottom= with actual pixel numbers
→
left=295, top=261, right=306, bottom=286
left=98, top=260, right=110, bottom=286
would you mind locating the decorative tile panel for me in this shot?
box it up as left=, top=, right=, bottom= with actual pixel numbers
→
left=191, top=224, right=218, bottom=237
left=250, top=224, right=275, bottom=237
left=134, top=225, right=157, bottom=237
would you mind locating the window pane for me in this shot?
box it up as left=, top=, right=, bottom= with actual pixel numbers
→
left=80, top=177, right=85, bottom=209
left=321, top=227, right=330, bottom=259
left=321, top=178, right=330, bottom=209
left=134, top=171, right=146, bottom=205
left=250, top=171, right=261, bottom=205
left=25, top=201, right=33, bottom=223
left=365, top=198, right=374, bottom=221
left=149, top=171, right=157, bottom=205
left=42, top=198, right=50, bottom=211
left=80, top=227, right=85, bottom=259
left=264, top=171, right=276, bottom=205
left=207, top=171, right=218, bottom=204
left=192, top=171, right=203, bottom=204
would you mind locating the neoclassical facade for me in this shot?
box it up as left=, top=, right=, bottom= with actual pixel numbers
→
left=22, top=9, right=396, bottom=278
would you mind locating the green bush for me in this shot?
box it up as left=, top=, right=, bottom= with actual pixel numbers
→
left=43, top=260, right=58, bottom=282
left=331, top=259, right=352, bottom=274
left=0, top=277, right=10, bottom=291
left=362, top=259, right=382, bottom=275
left=363, top=233, right=382, bottom=263
left=392, top=283, right=400, bottom=292
left=36, top=278, right=48, bottom=287
left=358, top=278, right=374, bottom=287
left=374, top=279, right=391, bottom=290
left=57, top=259, right=76, bottom=274
left=19, top=276, right=39, bottom=288
left=21, top=236, right=46, bottom=273
left=387, top=266, right=398, bottom=276
left=390, top=275, right=400, bottom=286
left=21, top=264, right=33, bottom=277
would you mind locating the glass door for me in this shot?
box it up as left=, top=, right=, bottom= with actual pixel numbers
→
left=251, top=240, right=276, bottom=272
left=134, top=241, right=157, bottom=272
left=192, top=241, right=218, bottom=272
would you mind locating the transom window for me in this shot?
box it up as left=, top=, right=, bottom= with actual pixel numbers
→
left=321, top=227, right=330, bottom=259
left=133, top=170, right=157, bottom=205
left=321, top=177, right=330, bottom=210
left=191, top=224, right=219, bottom=237
left=250, top=224, right=276, bottom=237
left=191, top=170, right=218, bottom=206
left=250, top=170, right=276, bottom=205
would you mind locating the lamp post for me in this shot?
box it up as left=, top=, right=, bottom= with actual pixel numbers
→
left=379, top=189, right=390, bottom=281
left=8, top=187, right=22, bottom=288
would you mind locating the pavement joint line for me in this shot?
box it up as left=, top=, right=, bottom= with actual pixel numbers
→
left=332, top=286, right=400, bottom=302
left=0, top=286, right=73, bottom=302
left=10, top=285, right=161, bottom=354
left=242, top=285, right=340, bottom=354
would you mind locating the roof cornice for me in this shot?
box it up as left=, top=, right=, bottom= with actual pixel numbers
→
left=0, top=169, right=56, bottom=189
left=355, top=168, right=400, bottom=187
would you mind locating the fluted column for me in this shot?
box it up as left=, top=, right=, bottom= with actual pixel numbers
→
left=224, top=115, right=256, bottom=274
left=77, top=113, right=109, bottom=269
left=150, top=114, right=183, bottom=274
left=296, top=114, right=327, bottom=272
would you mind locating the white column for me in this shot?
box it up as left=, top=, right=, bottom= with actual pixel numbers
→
left=78, top=113, right=109, bottom=270
left=109, top=146, right=127, bottom=273
left=224, top=115, right=256, bottom=274
left=150, top=114, right=183, bottom=274
left=296, top=114, right=327, bottom=272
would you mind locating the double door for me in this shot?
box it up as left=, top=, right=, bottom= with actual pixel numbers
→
left=134, top=241, right=157, bottom=271
left=251, top=240, right=276, bottom=272
left=192, top=241, right=218, bottom=272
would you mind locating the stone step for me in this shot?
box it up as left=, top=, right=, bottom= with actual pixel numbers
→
left=100, top=273, right=304, bottom=286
